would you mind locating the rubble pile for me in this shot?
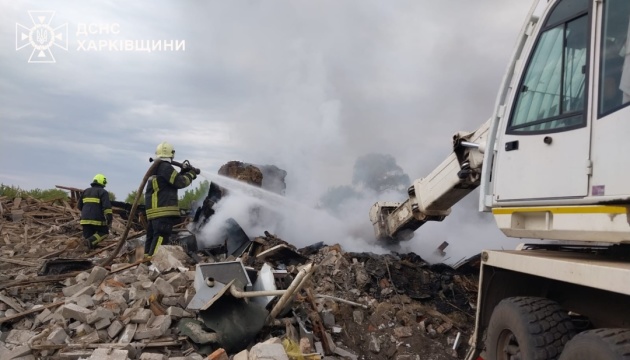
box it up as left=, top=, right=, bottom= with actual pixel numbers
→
left=304, top=247, right=477, bottom=360
left=0, top=196, right=134, bottom=283
left=0, top=169, right=479, bottom=360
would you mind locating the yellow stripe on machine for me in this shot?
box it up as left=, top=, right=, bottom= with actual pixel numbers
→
left=492, top=205, right=628, bottom=215
left=492, top=204, right=630, bottom=243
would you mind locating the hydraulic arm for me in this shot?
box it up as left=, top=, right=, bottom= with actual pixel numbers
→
left=370, top=119, right=491, bottom=242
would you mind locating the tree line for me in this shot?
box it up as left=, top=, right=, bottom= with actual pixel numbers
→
left=0, top=180, right=210, bottom=210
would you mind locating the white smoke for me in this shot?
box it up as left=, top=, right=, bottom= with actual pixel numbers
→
left=194, top=177, right=387, bottom=254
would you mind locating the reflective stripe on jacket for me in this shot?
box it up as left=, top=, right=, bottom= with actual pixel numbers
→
left=145, top=161, right=195, bottom=220
left=78, top=184, right=113, bottom=226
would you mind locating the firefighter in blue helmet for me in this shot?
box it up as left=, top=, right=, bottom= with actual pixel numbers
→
left=78, top=174, right=113, bottom=250
left=144, top=142, right=197, bottom=257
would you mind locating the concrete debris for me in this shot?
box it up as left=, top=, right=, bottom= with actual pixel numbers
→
left=46, top=326, right=68, bottom=345
left=0, top=167, right=478, bottom=360
left=151, top=246, right=191, bottom=273
left=139, top=353, right=167, bottom=360
left=434, top=241, right=449, bottom=258
left=61, top=303, right=92, bottom=323
left=118, top=324, right=137, bottom=344
left=88, top=348, right=128, bottom=360
left=249, top=342, right=289, bottom=360
left=134, top=315, right=171, bottom=340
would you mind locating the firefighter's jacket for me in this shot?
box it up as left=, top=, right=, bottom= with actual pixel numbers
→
left=78, top=184, right=113, bottom=226
left=145, top=161, right=196, bottom=220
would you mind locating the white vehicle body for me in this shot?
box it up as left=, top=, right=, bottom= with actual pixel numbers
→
left=483, top=0, right=630, bottom=244
left=370, top=0, right=630, bottom=358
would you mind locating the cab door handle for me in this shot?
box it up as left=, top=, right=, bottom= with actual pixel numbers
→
left=505, top=140, right=519, bottom=151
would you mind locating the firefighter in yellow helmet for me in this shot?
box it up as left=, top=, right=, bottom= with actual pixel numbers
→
left=144, top=142, right=197, bottom=256
left=78, top=174, right=113, bottom=250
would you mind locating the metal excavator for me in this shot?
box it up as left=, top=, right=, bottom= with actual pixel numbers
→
left=370, top=0, right=630, bottom=359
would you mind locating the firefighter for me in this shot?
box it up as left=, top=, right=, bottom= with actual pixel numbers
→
left=78, top=174, right=113, bottom=250
left=144, top=142, right=197, bottom=257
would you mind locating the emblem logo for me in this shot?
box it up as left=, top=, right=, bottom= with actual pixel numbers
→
left=16, top=11, right=68, bottom=63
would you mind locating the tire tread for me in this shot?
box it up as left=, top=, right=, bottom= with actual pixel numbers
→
left=511, top=297, right=574, bottom=359
left=573, top=329, right=630, bottom=358
left=487, top=296, right=575, bottom=360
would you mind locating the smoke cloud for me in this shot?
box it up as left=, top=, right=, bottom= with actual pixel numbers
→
left=194, top=174, right=388, bottom=255
left=194, top=151, right=522, bottom=265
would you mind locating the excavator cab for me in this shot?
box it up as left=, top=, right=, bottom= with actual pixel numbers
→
left=484, top=0, right=630, bottom=244
left=490, top=0, right=590, bottom=202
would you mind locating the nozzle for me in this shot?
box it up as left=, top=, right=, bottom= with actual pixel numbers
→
left=149, top=157, right=200, bottom=174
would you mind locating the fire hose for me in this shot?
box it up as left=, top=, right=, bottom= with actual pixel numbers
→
left=149, top=157, right=201, bottom=174
left=98, top=159, right=161, bottom=267
left=98, top=158, right=200, bottom=267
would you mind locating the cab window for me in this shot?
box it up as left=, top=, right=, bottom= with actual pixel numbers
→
left=599, top=0, right=630, bottom=116
left=508, top=0, right=589, bottom=134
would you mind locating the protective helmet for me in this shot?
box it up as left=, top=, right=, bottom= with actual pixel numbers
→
left=92, top=174, right=107, bottom=187
left=155, top=142, right=175, bottom=159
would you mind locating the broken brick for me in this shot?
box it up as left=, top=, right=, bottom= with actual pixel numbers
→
left=134, top=315, right=171, bottom=340
left=61, top=303, right=91, bottom=323
left=208, top=348, right=228, bottom=360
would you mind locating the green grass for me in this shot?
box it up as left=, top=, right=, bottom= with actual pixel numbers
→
left=0, top=184, right=69, bottom=201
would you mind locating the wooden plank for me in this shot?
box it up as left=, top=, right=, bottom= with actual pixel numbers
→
left=39, top=248, right=68, bottom=260
left=26, top=212, right=62, bottom=218
left=305, top=288, right=333, bottom=355
left=32, top=338, right=182, bottom=351
left=55, top=185, right=83, bottom=192
left=83, top=242, right=117, bottom=258
left=0, top=301, right=64, bottom=325
left=0, top=294, right=25, bottom=312
left=32, top=228, right=52, bottom=241
left=0, top=257, right=38, bottom=267
left=109, top=258, right=151, bottom=274
left=42, top=196, right=67, bottom=204
left=0, top=271, right=81, bottom=290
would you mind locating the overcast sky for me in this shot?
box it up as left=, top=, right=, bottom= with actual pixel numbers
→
left=1, top=0, right=535, bottom=261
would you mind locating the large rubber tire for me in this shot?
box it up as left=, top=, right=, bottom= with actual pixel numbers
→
left=486, top=297, right=575, bottom=360
left=558, top=329, right=630, bottom=360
